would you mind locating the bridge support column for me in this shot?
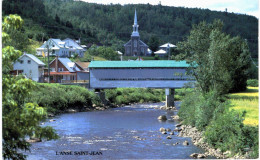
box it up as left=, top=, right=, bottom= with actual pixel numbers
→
left=166, top=88, right=175, bottom=108
left=95, top=89, right=108, bottom=106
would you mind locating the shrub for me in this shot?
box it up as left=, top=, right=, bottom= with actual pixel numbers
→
left=178, top=90, right=228, bottom=130
left=105, top=88, right=164, bottom=105
left=178, top=91, right=200, bottom=126
left=247, top=79, right=258, bottom=87
left=204, top=109, right=245, bottom=153
left=29, top=83, right=101, bottom=114
left=204, top=109, right=259, bottom=158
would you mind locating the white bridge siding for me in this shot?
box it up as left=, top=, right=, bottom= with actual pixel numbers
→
left=90, top=68, right=194, bottom=89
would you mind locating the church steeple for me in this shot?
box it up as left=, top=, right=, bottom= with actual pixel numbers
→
left=132, top=9, right=139, bottom=37
left=134, top=9, right=138, bottom=25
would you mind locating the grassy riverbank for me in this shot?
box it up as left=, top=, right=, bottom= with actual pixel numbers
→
left=29, top=83, right=102, bottom=114
left=29, top=83, right=191, bottom=114
left=178, top=85, right=259, bottom=158
left=229, top=87, right=259, bottom=126
left=30, top=84, right=190, bottom=114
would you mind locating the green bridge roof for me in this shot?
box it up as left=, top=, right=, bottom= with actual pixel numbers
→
left=88, top=60, right=190, bottom=68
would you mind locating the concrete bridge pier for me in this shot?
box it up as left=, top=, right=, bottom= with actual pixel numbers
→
left=166, top=88, right=175, bottom=108
left=95, top=89, right=108, bottom=106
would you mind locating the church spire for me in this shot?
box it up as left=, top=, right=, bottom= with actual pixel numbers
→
left=132, top=9, right=139, bottom=37
left=134, top=9, right=138, bottom=25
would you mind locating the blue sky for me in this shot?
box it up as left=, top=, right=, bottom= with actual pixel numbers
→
left=81, top=0, right=259, bottom=18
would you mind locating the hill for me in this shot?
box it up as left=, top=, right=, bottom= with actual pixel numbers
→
left=2, top=0, right=258, bottom=58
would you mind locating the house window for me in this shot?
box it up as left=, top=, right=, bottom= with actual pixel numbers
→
left=20, top=60, right=24, bottom=64
left=28, top=60, right=31, bottom=64
left=58, top=68, right=64, bottom=72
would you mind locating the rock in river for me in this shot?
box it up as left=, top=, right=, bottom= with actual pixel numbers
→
left=166, top=136, right=172, bottom=139
left=160, top=106, right=167, bottom=110
left=190, top=153, right=206, bottom=159
left=176, top=123, right=182, bottom=127
left=174, top=127, right=182, bottom=132
left=198, top=154, right=206, bottom=158
left=157, top=115, right=167, bottom=121
left=171, top=115, right=179, bottom=120
left=190, top=153, right=198, bottom=158
left=159, top=127, right=166, bottom=132
left=183, top=140, right=189, bottom=146
left=66, top=109, right=77, bottom=113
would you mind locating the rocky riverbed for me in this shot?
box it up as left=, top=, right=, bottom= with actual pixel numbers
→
left=158, top=103, right=246, bottom=159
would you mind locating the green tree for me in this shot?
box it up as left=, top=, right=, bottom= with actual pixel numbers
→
left=148, top=35, right=160, bottom=53
left=55, top=14, right=60, bottom=24
left=2, top=14, right=58, bottom=160
left=177, top=20, right=250, bottom=95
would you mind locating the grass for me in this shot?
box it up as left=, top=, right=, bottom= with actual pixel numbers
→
left=229, top=87, right=259, bottom=126
left=93, top=56, right=107, bottom=61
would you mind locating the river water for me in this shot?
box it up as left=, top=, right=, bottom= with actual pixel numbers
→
left=25, top=102, right=210, bottom=159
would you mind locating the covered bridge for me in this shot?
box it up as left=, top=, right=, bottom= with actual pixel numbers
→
left=88, top=60, right=195, bottom=89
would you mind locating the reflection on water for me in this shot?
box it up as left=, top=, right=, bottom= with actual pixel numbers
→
left=25, top=102, right=208, bottom=159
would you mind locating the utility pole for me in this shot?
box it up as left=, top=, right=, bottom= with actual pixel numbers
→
left=47, top=42, right=50, bottom=83
left=45, top=40, right=53, bottom=83
left=167, top=44, right=170, bottom=60
left=41, top=33, right=45, bottom=43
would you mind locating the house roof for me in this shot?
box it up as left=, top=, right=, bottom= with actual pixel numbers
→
left=37, top=38, right=85, bottom=51
left=154, top=49, right=167, bottom=54
left=51, top=39, right=65, bottom=48
left=18, top=53, right=45, bottom=66
left=50, top=57, right=81, bottom=72
left=89, top=60, right=190, bottom=68
left=124, top=40, right=132, bottom=46
left=160, top=43, right=176, bottom=48
left=58, top=58, right=81, bottom=72
left=139, top=40, right=148, bottom=46
left=62, top=38, right=83, bottom=50
left=76, top=61, right=90, bottom=69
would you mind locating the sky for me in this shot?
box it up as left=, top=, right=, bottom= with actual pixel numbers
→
left=81, top=0, right=259, bottom=18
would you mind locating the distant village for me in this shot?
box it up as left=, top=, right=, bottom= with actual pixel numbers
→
left=11, top=10, right=177, bottom=84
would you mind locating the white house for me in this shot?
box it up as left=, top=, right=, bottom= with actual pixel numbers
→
left=36, top=38, right=85, bottom=58
left=62, top=38, right=85, bottom=57
left=159, top=42, right=177, bottom=51
left=154, top=49, right=167, bottom=57
left=13, top=53, right=45, bottom=82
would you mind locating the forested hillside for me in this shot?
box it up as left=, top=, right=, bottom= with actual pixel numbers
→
left=2, top=0, right=258, bottom=58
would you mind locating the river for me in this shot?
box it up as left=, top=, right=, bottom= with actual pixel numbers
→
left=25, top=102, right=211, bottom=159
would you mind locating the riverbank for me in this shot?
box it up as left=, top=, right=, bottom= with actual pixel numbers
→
left=176, top=88, right=258, bottom=159
left=29, top=83, right=172, bottom=116
left=161, top=104, right=246, bottom=159
left=177, top=125, right=240, bottom=159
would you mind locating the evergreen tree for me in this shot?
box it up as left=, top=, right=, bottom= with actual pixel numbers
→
left=148, top=35, right=160, bottom=53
